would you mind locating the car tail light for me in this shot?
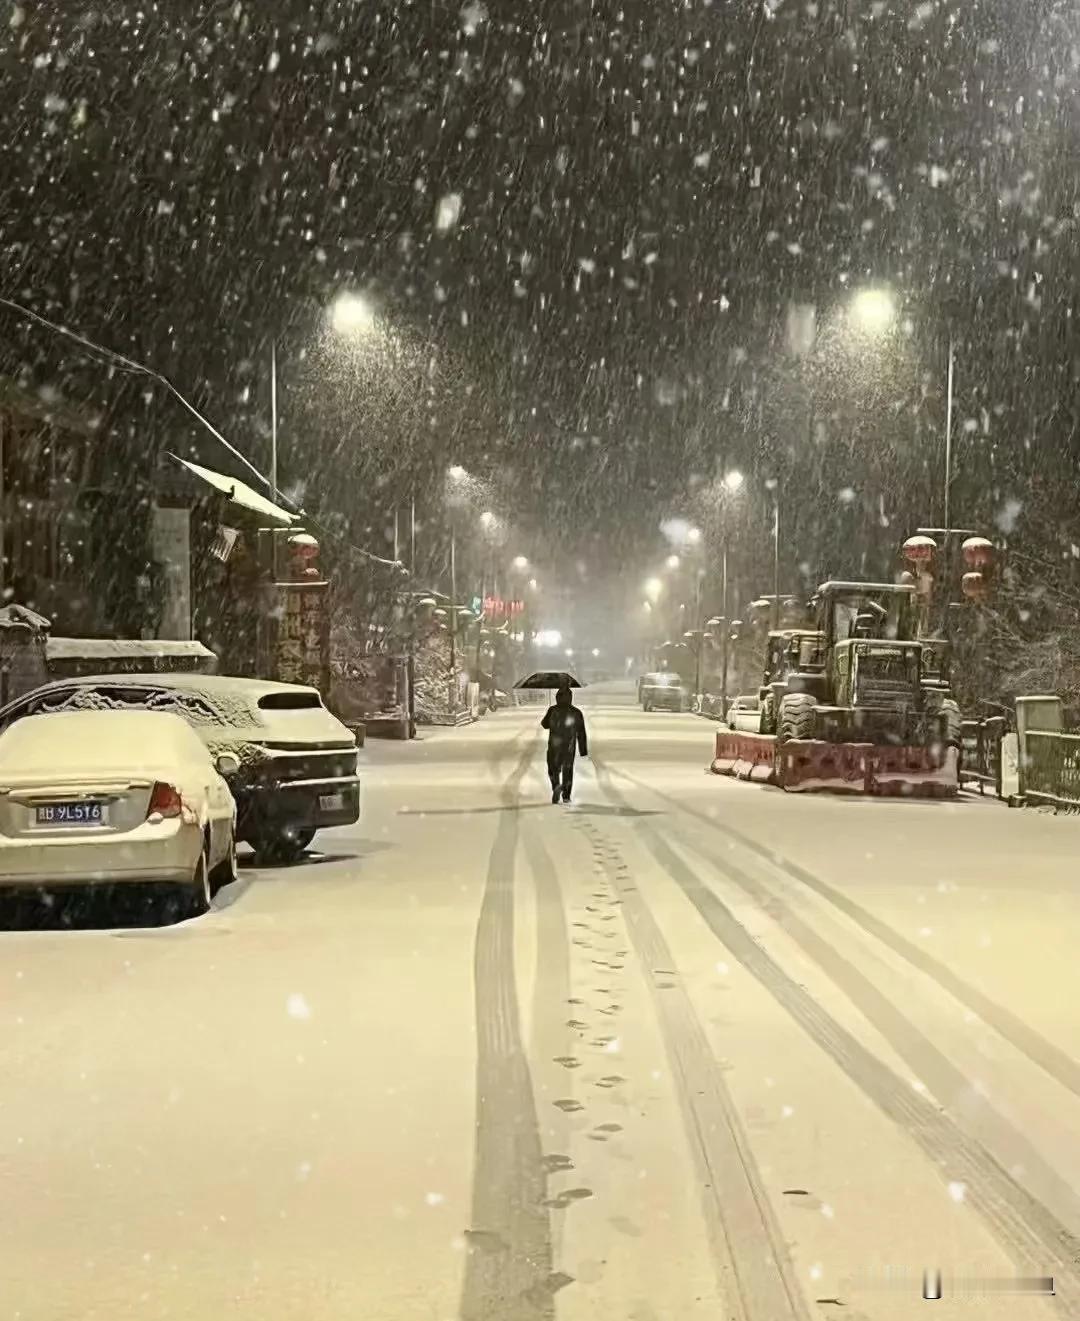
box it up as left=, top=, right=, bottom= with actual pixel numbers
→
left=147, top=782, right=182, bottom=819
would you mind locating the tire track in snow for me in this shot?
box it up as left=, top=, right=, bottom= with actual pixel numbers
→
left=460, top=740, right=559, bottom=1321
left=605, top=768, right=1080, bottom=1112
left=594, top=764, right=1080, bottom=1310
left=520, top=820, right=573, bottom=1260
left=572, top=812, right=812, bottom=1321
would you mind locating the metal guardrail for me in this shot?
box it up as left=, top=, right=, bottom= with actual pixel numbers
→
left=959, top=715, right=1006, bottom=797
left=1023, top=729, right=1080, bottom=808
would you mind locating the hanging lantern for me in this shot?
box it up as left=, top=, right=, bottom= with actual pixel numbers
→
left=961, top=571, right=989, bottom=602
left=961, top=536, right=994, bottom=569
left=287, top=532, right=320, bottom=580
left=902, top=534, right=938, bottom=564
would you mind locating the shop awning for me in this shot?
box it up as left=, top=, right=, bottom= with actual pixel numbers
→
left=170, top=455, right=296, bottom=526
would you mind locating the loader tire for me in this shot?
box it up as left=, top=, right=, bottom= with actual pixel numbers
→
left=778, top=692, right=817, bottom=743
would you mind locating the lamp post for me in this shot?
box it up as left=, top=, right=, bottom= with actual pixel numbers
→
left=766, top=479, right=780, bottom=630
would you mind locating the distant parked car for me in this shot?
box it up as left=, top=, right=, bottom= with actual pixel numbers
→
left=0, top=674, right=361, bottom=864
left=640, top=672, right=687, bottom=712
left=0, top=710, right=237, bottom=915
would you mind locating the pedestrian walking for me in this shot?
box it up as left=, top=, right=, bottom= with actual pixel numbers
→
left=541, top=687, right=588, bottom=803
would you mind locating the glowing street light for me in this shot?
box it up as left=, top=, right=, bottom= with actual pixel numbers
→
left=448, top=464, right=468, bottom=482
left=723, top=469, right=745, bottom=493
left=686, top=527, right=702, bottom=545
left=666, top=554, right=681, bottom=570
left=512, top=554, right=529, bottom=570
left=479, top=510, right=496, bottom=530
left=330, top=291, right=377, bottom=336
left=849, top=287, right=896, bottom=336
left=591, top=647, right=601, bottom=658
left=644, top=577, right=663, bottom=602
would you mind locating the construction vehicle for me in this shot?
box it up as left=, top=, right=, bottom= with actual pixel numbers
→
left=717, top=580, right=960, bottom=795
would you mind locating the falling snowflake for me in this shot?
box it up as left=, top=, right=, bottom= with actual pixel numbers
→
left=435, top=193, right=463, bottom=233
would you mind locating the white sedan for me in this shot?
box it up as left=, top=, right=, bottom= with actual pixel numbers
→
left=0, top=709, right=238, bottom=916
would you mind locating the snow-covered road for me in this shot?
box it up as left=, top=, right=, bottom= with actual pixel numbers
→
left=2, top=683, right=1078, bottom=1320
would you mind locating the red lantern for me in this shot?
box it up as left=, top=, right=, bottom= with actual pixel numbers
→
left=961, top=536, right=994, bottom=569
left=902, top=534, right=938, bottom=564
left=287, top=532, right=321, bottom=580
left=961, top=570, right=988, bottom=602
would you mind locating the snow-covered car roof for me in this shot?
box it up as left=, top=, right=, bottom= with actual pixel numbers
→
left=3, top=673, right=355, bottom=748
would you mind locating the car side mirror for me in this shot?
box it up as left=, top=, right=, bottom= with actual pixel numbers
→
left=215, top=752, right=241, bottom=778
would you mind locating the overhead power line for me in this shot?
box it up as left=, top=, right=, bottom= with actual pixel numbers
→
left=0, top=294, right=403, bottom=571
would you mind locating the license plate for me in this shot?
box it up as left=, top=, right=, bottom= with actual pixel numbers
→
left=318, top=792, right=346, bottom=812
left=36, top=801, right=106, bottom=826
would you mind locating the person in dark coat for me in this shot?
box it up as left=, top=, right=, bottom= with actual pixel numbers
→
left=541, top=687, right=588, bottom=803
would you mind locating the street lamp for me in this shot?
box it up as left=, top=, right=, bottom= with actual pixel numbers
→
left=686, top=527, right=702, bottom=546
left=849, top=287, right=896, bottom=336
left=512, top=554, right=529, bottom=570
left=723, top=469, right=745, bottom=493
left=666, top=554, right=681, bottom=570
left=765, top=477, right=781, bottom=630
left=644, top=577, right=663, bottom=602
left=847, top=287, right=958, bottom=625
left=329, top=291, right=377, bottom=337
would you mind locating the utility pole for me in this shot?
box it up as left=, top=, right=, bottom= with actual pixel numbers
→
left=770, top=483, right=780, bottom=631
left=719, top=540, right=730, bottom=717
left=475, top=551, right=487, bottom=697
left=406, top=494, right=417, bottom=737
left=942, top=332, right=956, bottom=637
left=270, top=341, right=279, bottom=502
left=693, top=566, right=704, bottom=699
left=448, top=518, right=458, bottom=715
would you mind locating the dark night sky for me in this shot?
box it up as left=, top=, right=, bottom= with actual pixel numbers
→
left=1, top=0, right=1079, bottom=606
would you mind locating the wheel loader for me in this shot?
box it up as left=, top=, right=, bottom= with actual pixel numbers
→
left=750, top=581, right=960, bottom=749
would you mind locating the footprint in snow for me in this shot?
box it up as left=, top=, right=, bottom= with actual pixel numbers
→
left=553, top=1056, right=581, bottom=1069
left=541, top=1153, right=574, bottom=1172
left=553, top=1098, right=584, bottom=1112
left=463, top=1229, right=508, bottom=1253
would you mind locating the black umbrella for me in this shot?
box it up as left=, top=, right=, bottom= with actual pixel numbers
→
left=515, top=670, right=583, bottom=689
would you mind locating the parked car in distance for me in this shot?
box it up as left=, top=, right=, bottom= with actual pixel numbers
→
left=640, top=672, right=687, bottom=712
left=0, top=710, right=237, bottom=915
left=0, top=674, right=361, bottom=864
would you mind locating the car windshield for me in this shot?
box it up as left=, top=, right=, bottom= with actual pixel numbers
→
left=2, top=8, right=1075, bottom=1320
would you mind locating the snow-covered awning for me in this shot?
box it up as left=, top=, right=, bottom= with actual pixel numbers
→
left=47, top=637, right=216, bottom=663
left=170, top=455, right=296, bottom=527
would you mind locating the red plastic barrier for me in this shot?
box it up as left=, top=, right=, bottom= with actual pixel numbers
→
left=711, top=730, right=778, bottom=784
left=779, top=740, right=872, bottom=793
left=712, top=732, right=959, bottom=797
left=870, top=744, right=959, bottom=798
